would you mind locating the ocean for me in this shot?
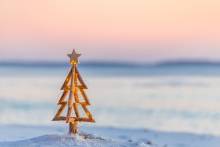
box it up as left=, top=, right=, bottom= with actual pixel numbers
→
left=1, top=62, right=220, bottom=135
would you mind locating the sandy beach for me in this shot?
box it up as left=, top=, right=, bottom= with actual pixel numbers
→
left=0, top=125, right=220, bottom=147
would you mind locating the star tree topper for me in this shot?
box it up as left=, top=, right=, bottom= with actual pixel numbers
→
left=68, top=49, right=81, bottom=64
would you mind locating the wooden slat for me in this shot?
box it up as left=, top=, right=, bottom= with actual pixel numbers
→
left=66, top=106, right=73, bottom=123
left=73, top=87, right=80, bottom=103
left=66, top=65, right=75, bottom=123
left=74, top=70, right=80, bottom=103
left=77, top=85, right=85, bottom=89
left=76, top=68, right=88, bottom=89
left=53, top=116, right=66, bottom=121
left=77, top=117, right=95, bottom=122
left=54, top=116, right=95, bottom=123
left=73, top=103, right=79, bottom=118
left=52, top=102, right=67, bottom=121
left=58, top=91, right=68, bottom=104
left=61, top=67, right=73, bottom=90
left=79, top=88, right=90, bottom=105
left=71, top=117, right=94, bottom=122
left=78, top=102, right=88, bottom=105
left=81, top=103, right=93, bottom=120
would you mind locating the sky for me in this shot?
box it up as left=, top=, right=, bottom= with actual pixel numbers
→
left=0, top=0, right=220, bottom=62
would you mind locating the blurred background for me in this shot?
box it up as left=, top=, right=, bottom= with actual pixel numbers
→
left=1, top=0, right=220, bottom=135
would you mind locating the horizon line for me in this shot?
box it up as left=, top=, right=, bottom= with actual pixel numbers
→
left=1, top=59, right=220, bottom=68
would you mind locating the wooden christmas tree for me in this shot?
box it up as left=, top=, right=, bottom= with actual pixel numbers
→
left=53, top=49, right=95, bottom=134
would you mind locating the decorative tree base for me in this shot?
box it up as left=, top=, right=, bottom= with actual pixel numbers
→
left=69, top=121, right=78, bottom=134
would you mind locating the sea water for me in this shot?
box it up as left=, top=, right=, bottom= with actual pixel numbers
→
left=1, top=64, right=220, bottom=135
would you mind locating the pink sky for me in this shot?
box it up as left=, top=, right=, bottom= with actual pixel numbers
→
left=0, top=0, right=220, bottom=62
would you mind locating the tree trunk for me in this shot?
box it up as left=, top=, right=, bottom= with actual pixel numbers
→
left=69, top=121, right=78, bottom=134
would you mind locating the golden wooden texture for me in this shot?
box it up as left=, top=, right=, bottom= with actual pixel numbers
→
left=52, top=49, right=95, bottom=134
